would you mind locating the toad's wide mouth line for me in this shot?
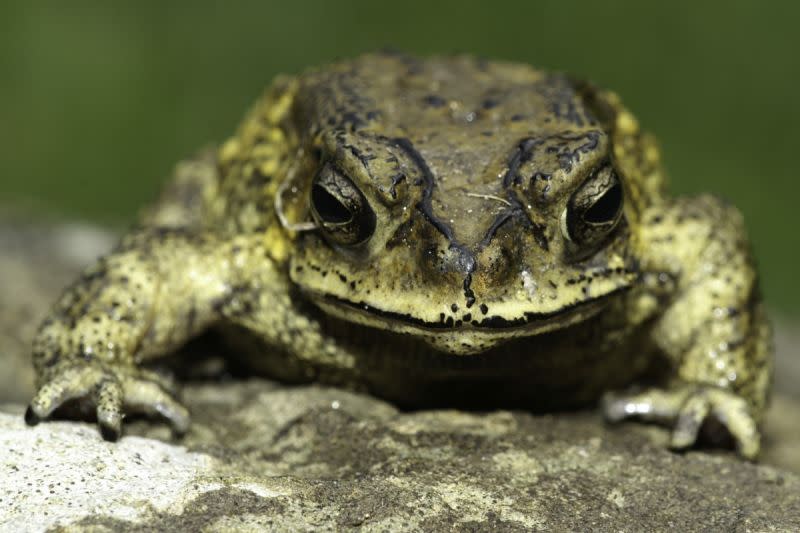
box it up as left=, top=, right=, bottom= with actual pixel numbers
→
left=317, top=285, right=629, bottom=333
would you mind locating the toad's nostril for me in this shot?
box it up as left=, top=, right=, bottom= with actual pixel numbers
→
left=441, top=245, right=476, bottom=276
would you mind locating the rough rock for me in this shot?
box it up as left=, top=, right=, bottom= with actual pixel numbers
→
left=1, top=217, right=799, bottom=531
left=3, top=383, right=800, bottom=531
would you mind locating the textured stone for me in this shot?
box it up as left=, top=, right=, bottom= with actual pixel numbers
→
left=0, top=410, right=221, bottom=532
left=2, top=382, right=800, bottom=531
left=1, top=217, right=799, bottom=531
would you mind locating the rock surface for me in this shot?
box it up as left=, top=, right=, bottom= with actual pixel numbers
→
left=3, top=384, right=800, bottom=532
left=2, top=218, right=799, bottom=531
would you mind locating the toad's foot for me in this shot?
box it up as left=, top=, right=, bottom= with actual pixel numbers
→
left=602, top=384, right=759, bottom=460
left=25, top=361, right=190, bottom=441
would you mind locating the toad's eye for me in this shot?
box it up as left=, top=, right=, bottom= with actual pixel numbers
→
left=561, top=164, right=624, bottom=251
left=310, top=163, right=376, bottom=246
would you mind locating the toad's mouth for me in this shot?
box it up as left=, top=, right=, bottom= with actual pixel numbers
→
left=302, top=285, right=629, bottom=355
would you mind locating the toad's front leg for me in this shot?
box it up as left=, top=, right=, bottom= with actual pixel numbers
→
left=604, top=195, right=772, bottom=459
left=26, top=229, right=260, bottom=440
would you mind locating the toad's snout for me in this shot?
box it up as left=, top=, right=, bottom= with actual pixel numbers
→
left=414, top=210, right=530, bottom=303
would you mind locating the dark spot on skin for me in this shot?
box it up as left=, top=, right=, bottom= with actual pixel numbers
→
left=482, top=98, right=499, bottom=109
left=479, top=304, right=489, bottom=315
left=726, top=338, right=745, bottom=351
left=346, top=144, right=377, bottom=171
left=510, top=114, right=525, bottom=122
left=451, top=303, right=459, bottom=313
left=545, top=132, right=600, bottom=172
left=423, top=95, right=447, bottom=107
left=341, top=111, right=365, bottom=130
left=42, top=348, right=62, bottom=368
left=338, top=273, right=347, bottom=284
left=247, top=171, right=270, bottom=189
left=463, top=275, right=476, bottom=308
left=349, top=281, right=356, bottom=290
left=462, top=313, right=472, bottom=322
left=531, top=222, right=549, bottom=251
left=389, top=173, right=406, bottom=200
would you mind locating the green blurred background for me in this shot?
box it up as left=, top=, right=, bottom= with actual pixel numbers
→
left=0, top=1, right=797, bottom=314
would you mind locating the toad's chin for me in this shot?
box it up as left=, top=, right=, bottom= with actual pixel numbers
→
left=306, top=287, right=628, bottom=355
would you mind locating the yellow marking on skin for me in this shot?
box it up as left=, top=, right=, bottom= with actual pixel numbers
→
left=219, top=138, right=241, bottom=165
left=616, top=110, right=639, bottom=136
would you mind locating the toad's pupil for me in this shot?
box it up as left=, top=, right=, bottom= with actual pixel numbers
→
left=584, top=182, right=622, bottom=224
left=312, top=184, right=352, bottom=224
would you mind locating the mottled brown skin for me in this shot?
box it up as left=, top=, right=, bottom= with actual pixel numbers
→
left=27, top=53, right=771, bottom=458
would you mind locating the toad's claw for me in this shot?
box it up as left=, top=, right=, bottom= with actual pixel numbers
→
left=96, top=378, right=124, bottom=441
left=25, top=361, right=190, bottom=440
left=602, top=384, right=760, bottom=460
left=122, top=378, right=190, bottom=435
